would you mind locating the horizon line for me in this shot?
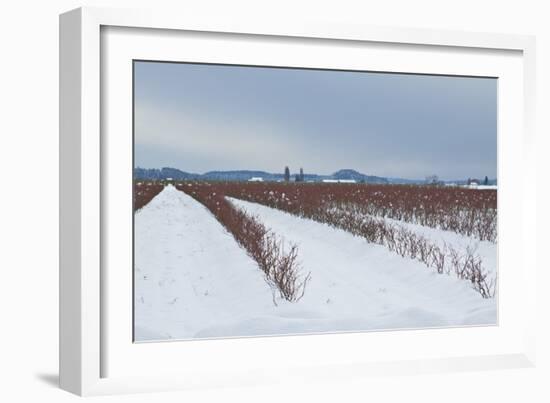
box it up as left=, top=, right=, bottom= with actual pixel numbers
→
left=133, top=166, right=496, bottom=181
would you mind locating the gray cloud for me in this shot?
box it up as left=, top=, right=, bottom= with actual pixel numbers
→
left=134, top=62, right=497, bottom=180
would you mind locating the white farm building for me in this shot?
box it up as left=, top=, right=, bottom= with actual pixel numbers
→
left=248, top=177, right=264, bottom=182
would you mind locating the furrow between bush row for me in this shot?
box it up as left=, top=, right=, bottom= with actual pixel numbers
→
left=175, top=183, right=310, bottom=303
left=228, top=195, right=495, bottom=299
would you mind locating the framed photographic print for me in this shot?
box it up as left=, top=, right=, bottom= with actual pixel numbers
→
left=132, top=60, right=499, bottom=342
left=60, top=7, right=537, bottom=396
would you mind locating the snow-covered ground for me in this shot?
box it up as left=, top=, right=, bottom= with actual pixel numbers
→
left=134, top=186, right=496, bottom=341
left=134, top=186, right=275, bottom=341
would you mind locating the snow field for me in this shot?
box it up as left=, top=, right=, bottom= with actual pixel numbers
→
left=134, top=186, right=496, bottom=341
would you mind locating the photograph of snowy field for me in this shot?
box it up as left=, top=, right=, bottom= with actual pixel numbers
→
left=133, top=61, right=497, bottom=341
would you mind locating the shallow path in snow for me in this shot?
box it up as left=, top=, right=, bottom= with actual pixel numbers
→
left=134, top=185, right=275, bottom=341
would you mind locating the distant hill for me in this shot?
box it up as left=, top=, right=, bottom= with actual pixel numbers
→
left=134, top=166, right=496, bottom=186
left=134, top=167, right=200, bottom=180
left=332, top=169, right=389, bottom=184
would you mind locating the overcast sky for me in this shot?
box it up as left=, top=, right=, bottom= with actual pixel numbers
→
left=134, top=61, right=497, bottom=180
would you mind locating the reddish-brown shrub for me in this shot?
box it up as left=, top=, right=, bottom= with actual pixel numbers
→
left=134, top=181, right=165, bottom=211
left=175, top=182, right=310, bottom=303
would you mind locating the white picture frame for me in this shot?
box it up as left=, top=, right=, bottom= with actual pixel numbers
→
left=59, top=6, right=537, bottom=396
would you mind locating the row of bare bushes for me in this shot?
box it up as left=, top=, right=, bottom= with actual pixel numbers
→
left=175, top=182, right=310, bottom=303
left=133, top=181, right=165, bottom=211
left=316, top=208, right=495, bottom=298
left=220, top=182, right=497, bottom=242
left=332, top=201, right=496, bottom=242
left=215, top=182, right=496, bottom=298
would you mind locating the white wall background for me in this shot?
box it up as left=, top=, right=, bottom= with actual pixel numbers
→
left=0, top=0, right=548, bottom=401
